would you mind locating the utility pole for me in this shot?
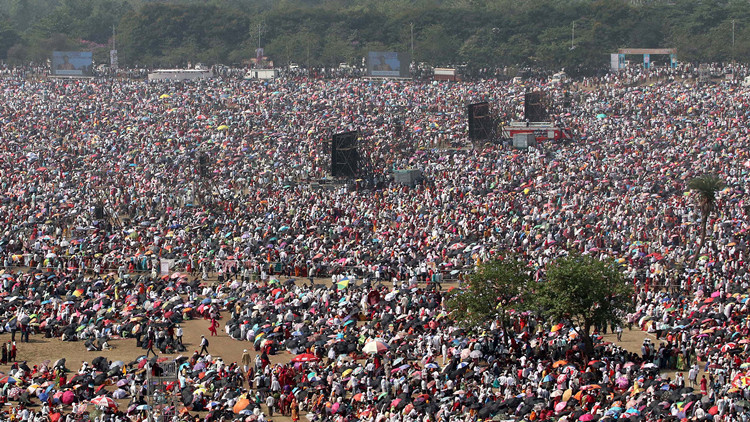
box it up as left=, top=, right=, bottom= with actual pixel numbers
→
left=410, top=22, right=414, bottom=60
left=257, top=21, right=265, bottom=50
left=111, top=24, right=118, bottom=70
left=732, top=19, right=734, bottom=64
left=571, top=21, right=576, bottom=50
left=253, top=21, right=265, bottom=69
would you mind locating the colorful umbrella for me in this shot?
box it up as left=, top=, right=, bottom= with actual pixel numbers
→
left=291, top=353, right=319, bottom=363
left=363, top=340, right=388, bottom=354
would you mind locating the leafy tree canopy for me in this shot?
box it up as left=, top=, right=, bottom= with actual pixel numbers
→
left=0, top=0, right=748, bottom=69
left=445, top=255, right=531, bottom=329
left=532, top=253, right=633, bottom=356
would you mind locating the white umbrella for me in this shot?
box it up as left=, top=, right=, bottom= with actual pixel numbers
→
left=362, top=340, right=388, bottom=354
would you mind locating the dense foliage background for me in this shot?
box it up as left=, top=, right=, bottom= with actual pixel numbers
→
left=0, top=0, right=747, bottom=71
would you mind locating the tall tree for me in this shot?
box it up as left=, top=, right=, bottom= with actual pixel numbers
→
left=687, top=174, right=726, bottom=267
left=533, top=253, right=632, bottom=358
left=446, top=255, right=531, bottom=331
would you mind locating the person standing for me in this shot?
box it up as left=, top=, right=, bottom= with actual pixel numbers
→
left=175, top=325, right=183, bottom=345
left=199, top=335, right=209, bottom=355
left=209, top=318, right=218, bottom=337
left=241, top=349, right=251, bottom=373
left=688, top=364, right=698, bottom=387
left=291, top=397, right=299, bottom=422
left=265, top=393, right=275, bottom=417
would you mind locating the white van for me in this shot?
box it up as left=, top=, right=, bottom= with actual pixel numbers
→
left=551, top=72, right=568, bottom=84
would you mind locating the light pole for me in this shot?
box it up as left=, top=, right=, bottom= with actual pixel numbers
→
left=258, top=22, right=263, bottom=50
left=410, top=22, right=414, bottom=60
left=732, top=19, right=736, bottom=63
left=570, top=21, right=576, bottom=50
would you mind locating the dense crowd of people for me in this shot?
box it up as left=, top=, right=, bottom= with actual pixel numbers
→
left=0, top=62, right=746, bottom=421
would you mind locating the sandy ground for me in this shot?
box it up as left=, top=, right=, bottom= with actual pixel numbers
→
left=0, top=275, right=675, bottom=421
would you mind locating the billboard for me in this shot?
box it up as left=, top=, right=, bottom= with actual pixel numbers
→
left=367, top=51, right=410, bottom=78
left=51, top=51, right=93, bottom=76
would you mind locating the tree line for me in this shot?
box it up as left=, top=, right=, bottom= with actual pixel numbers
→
left=0, top=0, right=748, bottom=73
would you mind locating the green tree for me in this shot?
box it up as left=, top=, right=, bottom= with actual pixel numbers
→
left=0, top=20, right=20, bottom=59
left=118, top=4, right=248, bottom=67
left=446, top=256, right=531, bottom=331
left=416, top=24, right=459, bottom=65
left=533, top=253, right=632, bottom=357
left=687, top=174, right=726, bottom=267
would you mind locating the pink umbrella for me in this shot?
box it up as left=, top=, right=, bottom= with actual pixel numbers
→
left=579, top=414, right=595, bottom=421
left=616, top=376, right=629, bottom=388
left=7, top=387, right=21, bottom=399
left=61, top=390, right=75, bottom=405
left=711, top=291, right=722, bottom=298
left=555, top=401, right=567, bottom=413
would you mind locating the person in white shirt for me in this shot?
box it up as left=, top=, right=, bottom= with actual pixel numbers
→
left=176, top=325, right=183, bottom=345
left=265, top=394, right=275, bottom=416
left=688, top=365, right=698, bottom=387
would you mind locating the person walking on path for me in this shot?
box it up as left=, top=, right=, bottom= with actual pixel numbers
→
left=209, top=318, right=218, bottom=337
left=199, top=335, right=209, bottom=355
left=241, top=349, right=251, bottom=373
left=291, top=397, right=299, bottom=422
left=689, top=364, right=698, bottom=387
left=145, top=338, right=157, bottom=358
